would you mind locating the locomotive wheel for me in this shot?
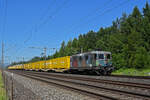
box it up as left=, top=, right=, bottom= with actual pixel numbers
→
left=107, top=71, right=112, bottom=75
left=95, top=70, right=101, bottom=75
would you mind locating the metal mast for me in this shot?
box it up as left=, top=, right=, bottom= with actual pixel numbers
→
left=1, top=42, right=4, bottom=70
left=29, top=47, right=57, bottom=70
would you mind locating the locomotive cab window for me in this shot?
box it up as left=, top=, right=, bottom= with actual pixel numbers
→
left=85, top=55, right=88, bottom=60
left=79, top=56, right=82, bottom=61
left=94, top=54, right=97, bottom=60
left=99, top=54, right=104, bottom=59
left=106, top=54, right=111, bottom=59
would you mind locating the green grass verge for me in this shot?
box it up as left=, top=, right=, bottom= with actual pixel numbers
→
left=112, top=68, right=150, bottom=76
left=0, top=71, right=7, bottom=100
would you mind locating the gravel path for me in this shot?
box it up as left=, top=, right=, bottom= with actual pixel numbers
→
left=4, top=71, right=40, bottom=100
left=4, top=71, right=96, bottom=100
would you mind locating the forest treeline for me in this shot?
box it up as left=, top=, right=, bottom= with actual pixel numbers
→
left=12, top=2, right=150, bottom=69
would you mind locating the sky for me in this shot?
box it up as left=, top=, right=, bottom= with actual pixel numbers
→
left=0, top=0, right=149, bottom=64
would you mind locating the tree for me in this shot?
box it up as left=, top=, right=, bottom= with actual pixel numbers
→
left=65, top=40, right=73, bottom=56
left=53, top=50, right=60, bottom=58
left=59, top=41, right=66, bottom=57
left=143, top=2, right=150, bottom=21
left=72, top=38, right=80, bottom=54
left=133, top=47, right=150, bottom=69
left=84, top=30, right=97, bottom=51
left=78, top=34, right=85, bottom=52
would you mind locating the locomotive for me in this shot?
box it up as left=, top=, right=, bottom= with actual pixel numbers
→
left=8, top=51, right=114, bottom=75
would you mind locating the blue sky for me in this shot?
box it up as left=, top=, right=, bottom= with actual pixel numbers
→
left=0, top=0, right=149, bottom=64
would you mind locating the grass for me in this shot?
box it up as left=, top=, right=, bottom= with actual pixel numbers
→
left=112, top=68, right=150, bottom=76
left=0, top=71, right=7, bottom=100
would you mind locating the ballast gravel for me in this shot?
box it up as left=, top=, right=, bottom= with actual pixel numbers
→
left=4, top=71, right=96, bottom=100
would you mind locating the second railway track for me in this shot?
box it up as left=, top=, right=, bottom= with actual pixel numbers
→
left=9, top=70, right=150, bottom=100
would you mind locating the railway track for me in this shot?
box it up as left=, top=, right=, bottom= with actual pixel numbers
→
left=11, top=70, right=150, bottom=79
left=9, top=70, right=150, bottom=100
left=109, top=75, right=150, bottom=79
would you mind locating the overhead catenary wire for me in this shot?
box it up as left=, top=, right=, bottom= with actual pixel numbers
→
left=65, top=0, right=131, bottom=36
left=9, top=0, right=57, bottom=57
left=84, top=0, right=131, bottom=26
left=65, top=0, right=113, bottom=33
left=24, top=0, right=69, bottom=44
left=0, top=0, right=18, bottom=63
left=11, top=0, right=58, bottom=57
left=52, top=0, right=131, bottom=56
left=24, top=0, right=57, bottom=44
left=1, top=0, right=8, bottom=68
left=23, top=0, right=69, bottom=48
left=46, top=0, right=115, bottom=52
left=1, top=0, right=8, bottom=41
left=12, top=0, right=69, bottom=63
left=16, top=0, right=128, bottom=60
left=9, top=0, right=131, bottom=64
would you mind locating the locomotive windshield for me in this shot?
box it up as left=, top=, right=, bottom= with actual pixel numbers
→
left=98, top=54, right=104, bottom=59
left=97, top=53, right=111, bottom=60
left=106, top=54, right=111, bottom=59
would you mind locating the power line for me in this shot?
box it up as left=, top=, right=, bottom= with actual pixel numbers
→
left=24, top=0, right=57, bottom=44
left=28, top=46, right=57, bottom=69
left=85, top=0, right=130, bottom=25
left=9, top=0, right=58, bottom=59
left=39, top=0, right=57, bottom=21
left=24, top=0, right=69, bottom=44
left=65, top=0, right=130, bottom=35
left=13, top=0, right=69, bottom=60
left=39, top=0, right=69, bottom=26
left=65, top=0, right=113, bottom=32
left=1, top=0, right=8, bottom=41
left=21, top=0, right=119, bottom=61
left=1, top=0, right=8, bottom=69
left=9, top=0, right=130, bottom=63
left=46, top=0, right=115, bottom=49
